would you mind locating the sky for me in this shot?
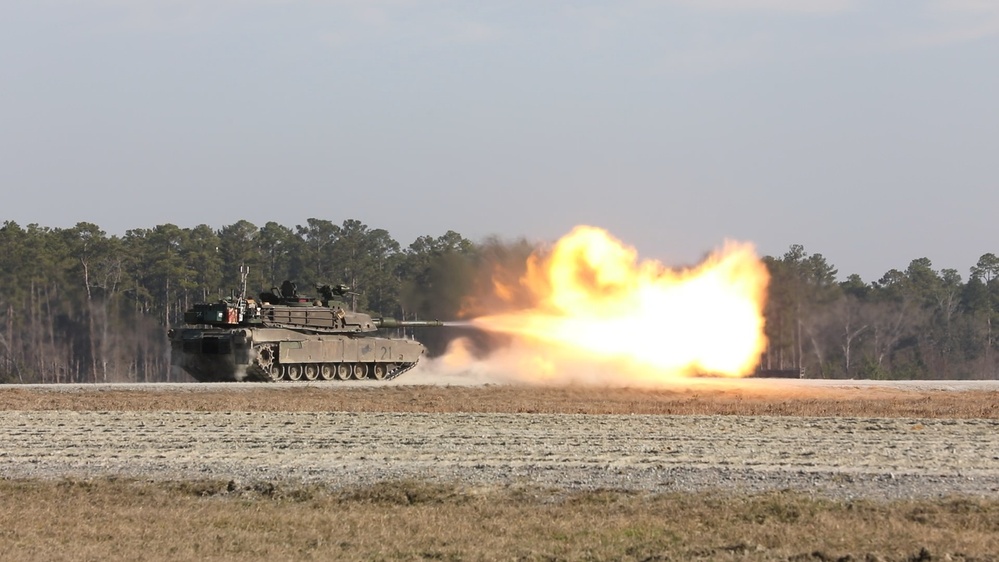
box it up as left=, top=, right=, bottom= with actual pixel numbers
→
left=2, top=0, right=997, bottom=283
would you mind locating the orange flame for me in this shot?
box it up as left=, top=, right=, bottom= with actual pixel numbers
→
left=442, top=226, right=770, bottom=385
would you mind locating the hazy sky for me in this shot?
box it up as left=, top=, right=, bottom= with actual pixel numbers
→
left=2, top=0, right=997, bottom=282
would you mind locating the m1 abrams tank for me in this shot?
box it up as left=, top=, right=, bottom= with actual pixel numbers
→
left=168, top=275, right=443, bottom=382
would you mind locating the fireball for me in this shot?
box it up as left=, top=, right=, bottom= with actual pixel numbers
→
left=448, top=226, right=769, bottom=385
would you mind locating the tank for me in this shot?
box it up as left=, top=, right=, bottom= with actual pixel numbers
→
left=168, top=274, right=444, bottom=382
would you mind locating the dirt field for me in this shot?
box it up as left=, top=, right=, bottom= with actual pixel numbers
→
left=3, top=381, right=999, bottom=500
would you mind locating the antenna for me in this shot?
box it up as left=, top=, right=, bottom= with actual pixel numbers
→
left=239, top=265, right=249, bottom=302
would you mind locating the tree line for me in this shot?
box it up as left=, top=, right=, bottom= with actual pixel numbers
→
left=0, top=219, right=997, bottom=382
left=0, top=219, right=483, bottom=383
left=764, top=245, right=999, bottom=379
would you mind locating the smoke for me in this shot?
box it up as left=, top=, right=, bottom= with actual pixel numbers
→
left=410, top=337, right=624, bottom=386
left=400, top=235, right=540, bottom=357
left=414, top=335, right=732, bottom=387
left=455, top=235, right=540, bottom=318
left=404, top=339, right=522, bottom=386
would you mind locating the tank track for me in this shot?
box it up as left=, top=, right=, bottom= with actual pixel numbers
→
left=243, top=343, right=418, bottom=382
left=383, top=361, right=418, bottom=381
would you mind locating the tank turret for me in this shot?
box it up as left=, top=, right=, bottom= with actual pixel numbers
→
left=169, top=271, right=445, bottom=383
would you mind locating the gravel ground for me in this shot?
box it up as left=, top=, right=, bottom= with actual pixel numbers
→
left=4, top=409, right=999, bottom=500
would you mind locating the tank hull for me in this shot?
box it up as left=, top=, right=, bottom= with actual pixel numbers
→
left=169, top=327, right=427, bottom=382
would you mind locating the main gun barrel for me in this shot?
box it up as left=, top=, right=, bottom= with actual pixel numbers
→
left=374, top=318, right=445, bottom=329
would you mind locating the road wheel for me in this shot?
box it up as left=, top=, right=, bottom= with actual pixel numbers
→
left=336, top=364, right=351, bottom=380
left=304, top=364, right=319, bottom=381
left=371, top=364, right=386, bottom=380
left=353, top=363, right=368, bottom=380
left=287, top=364, right=302, bottom=381
left=319, top=365, right=334, bottom=380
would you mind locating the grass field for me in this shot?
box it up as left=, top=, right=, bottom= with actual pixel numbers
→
left=2, top=383, right=998, bottom=561
left=2, top=477, right=998, bottom=561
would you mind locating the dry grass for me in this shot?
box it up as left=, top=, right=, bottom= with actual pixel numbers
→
left=1, top=384, right=998, bottom=418
left=1, top=477, right=996, bottom=561
left=5, top=384, right=997, bottom=560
